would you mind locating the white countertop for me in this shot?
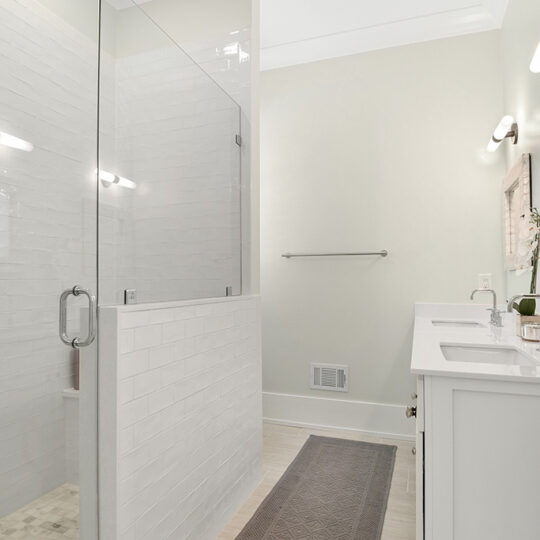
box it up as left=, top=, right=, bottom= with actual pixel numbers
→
left=411, top=303, right=540, bottom=383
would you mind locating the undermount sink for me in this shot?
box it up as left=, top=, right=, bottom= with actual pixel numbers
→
left=441, top=344, right=536, bottom=366
left=432, top=320, right=485, bottom=328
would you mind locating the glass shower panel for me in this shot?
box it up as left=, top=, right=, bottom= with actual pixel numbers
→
left=0, top=0, right=99, bottom=537
left=99, top=1, right=242, bottom=305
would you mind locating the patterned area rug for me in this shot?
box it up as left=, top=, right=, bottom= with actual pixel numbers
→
left=236, top=435, right=397, bottom=540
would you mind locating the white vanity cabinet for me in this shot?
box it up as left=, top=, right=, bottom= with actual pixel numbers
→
left=417, top=374, right=540, bottom=540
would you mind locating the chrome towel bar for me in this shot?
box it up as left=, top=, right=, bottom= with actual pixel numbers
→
left=282, top=250, right=388, bottom=259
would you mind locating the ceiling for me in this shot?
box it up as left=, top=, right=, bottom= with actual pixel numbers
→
left=260, top=0, right=509, bottom=70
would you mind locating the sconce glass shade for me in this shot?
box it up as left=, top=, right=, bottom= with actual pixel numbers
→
left=116, top=176, right=136, bottom=189
left=98, top=169, right=136, bottom=189
left=493, top=115, right=515, bottom=140
left=487, top=115, right=516, bottom=152
left=530, top=41, right=540, bottom=73
left=487, top=138, right=501, bottom=153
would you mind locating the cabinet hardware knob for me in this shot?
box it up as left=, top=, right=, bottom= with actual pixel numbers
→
left=412, top=447, right=416, bottom=455
left=411, top=392, right=418, bottom=400
left=405, top=405, right=417, bottom=418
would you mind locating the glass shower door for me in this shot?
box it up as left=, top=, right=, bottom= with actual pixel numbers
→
left=0, top=0, right=100, bottom=538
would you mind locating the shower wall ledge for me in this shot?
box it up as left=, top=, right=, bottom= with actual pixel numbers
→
left=110, top=294, right=260, bottom=313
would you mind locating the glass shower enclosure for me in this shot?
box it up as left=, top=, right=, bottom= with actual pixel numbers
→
left=0, top=0, right=242, bottom=537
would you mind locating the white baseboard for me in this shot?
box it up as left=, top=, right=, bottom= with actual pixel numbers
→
left=263, top=391, right=415, bottom=440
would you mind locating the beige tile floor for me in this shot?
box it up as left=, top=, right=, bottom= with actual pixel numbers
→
left=0, top=484, right=78, bottom=539
left=218, top=422, right=416, bottom=540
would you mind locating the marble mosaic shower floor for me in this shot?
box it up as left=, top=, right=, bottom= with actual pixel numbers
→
left=0, top=484, right=78, bottom=539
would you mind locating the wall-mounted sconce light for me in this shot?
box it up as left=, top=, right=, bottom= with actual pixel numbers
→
left=98, top=169, right=136, bottom=190
left=222, top=42, right=250, bottom=63
left=0, top=131, right=33, bottom=152
left=530, top=41, right=540, bottom=73
left=487, top=115, right=518, bottom=152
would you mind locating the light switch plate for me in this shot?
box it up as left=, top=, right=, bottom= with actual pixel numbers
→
left=478, top=273, right=492, bottom=290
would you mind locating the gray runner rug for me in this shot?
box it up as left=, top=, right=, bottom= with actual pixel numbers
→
left=236, top=435, right=397, bottom=540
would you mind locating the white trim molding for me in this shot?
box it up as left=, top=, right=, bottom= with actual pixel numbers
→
left=263, top=392, right=415, bottom=440
left=261, top=0, right=509, bottom=71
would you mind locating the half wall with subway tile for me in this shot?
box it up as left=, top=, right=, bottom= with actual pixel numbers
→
left=98, top=295, right=262, bottom=540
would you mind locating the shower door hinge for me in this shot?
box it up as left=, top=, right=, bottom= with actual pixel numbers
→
left=235, top=134, right=242, bottom=147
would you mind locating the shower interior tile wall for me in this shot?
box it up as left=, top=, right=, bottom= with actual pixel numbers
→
left=0, top=0, right=97, bottom=517
left=99, top=297, right=262, bottom=540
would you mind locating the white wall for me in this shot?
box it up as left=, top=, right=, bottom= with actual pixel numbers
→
left=99, top=296, right=262, bottom=540
left=260, top=31, right=506, bottom=411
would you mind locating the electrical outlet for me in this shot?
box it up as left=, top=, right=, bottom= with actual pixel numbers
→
left=478, top=273, right=492, bottom=290
left=124, top=289, right=137, bottom=304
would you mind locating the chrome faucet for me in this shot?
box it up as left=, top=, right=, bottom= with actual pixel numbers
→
left=470, top=289, right=502, bottom=327
left=506, top=294, right=540, bottom=312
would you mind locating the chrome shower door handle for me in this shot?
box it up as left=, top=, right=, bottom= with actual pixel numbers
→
left=59, top=285, right=96, bottom=348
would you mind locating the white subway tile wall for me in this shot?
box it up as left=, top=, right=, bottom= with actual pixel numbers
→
left=0, top=0, right=98, bottom=516
left=101, top=297, right=262, bottom=540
